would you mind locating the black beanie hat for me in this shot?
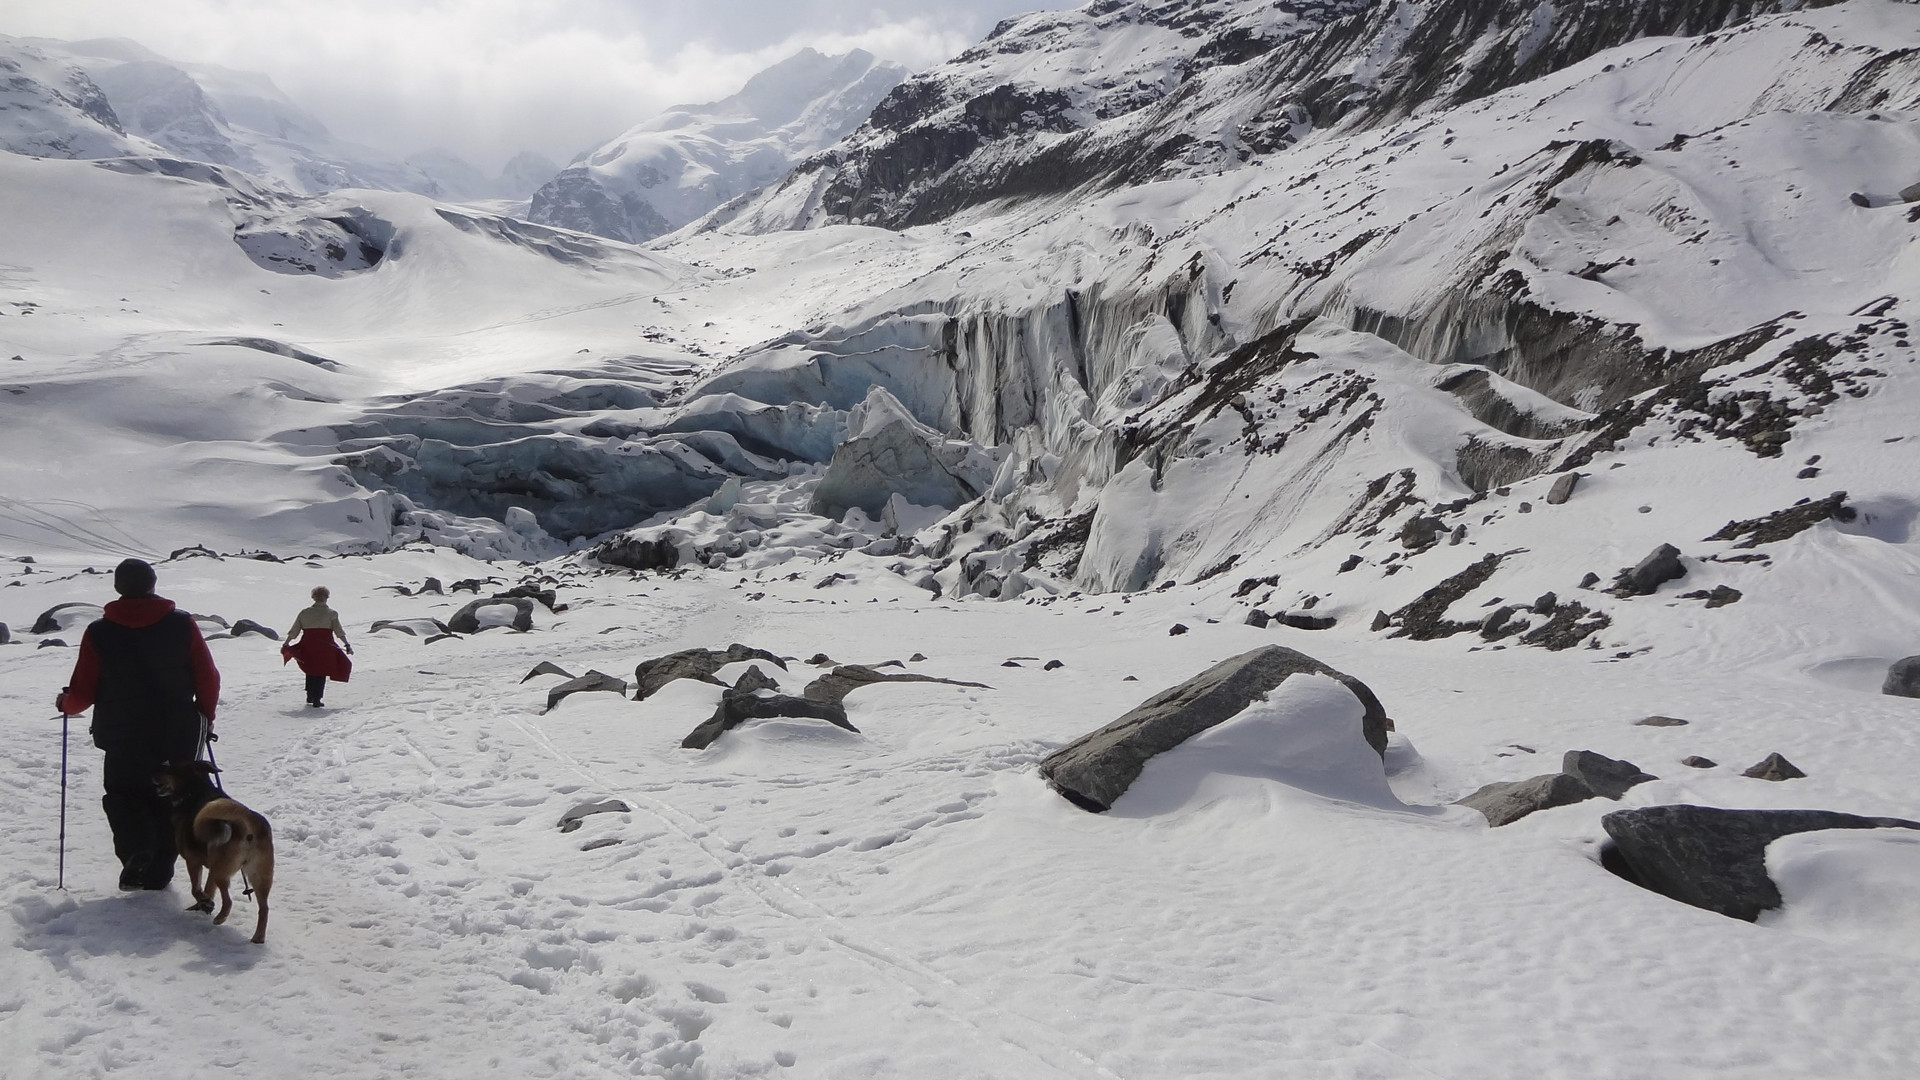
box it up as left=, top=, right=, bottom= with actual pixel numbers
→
left=113, top=558, right=157, bottom=597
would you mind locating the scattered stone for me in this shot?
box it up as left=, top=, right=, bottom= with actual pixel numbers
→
left=1704, top=491, right=1852, bottom=548
left=30, top=602, right=101, bottom=635
left=814, top=573, right=853, bottom=589
left=1458, top=773, right=1595, bottom=827
left=168, top=544, right=220, bottom=561
left=1848, top=191, right=1872, bottom=207
left=1545, top=472, right=1582, bottom=505
left=909, top=653, right=928, bottom=662
left=521, top=661, right=576, bottom=683
left=802, top=664, right=989, bottom=706
left=545, top=670, right=629, bottom=713
left=1039, top=645, right=1390, bottom=812
left=447, top=596, right=535, bottom=634
left=1796, top=467, right=1820, bottom=479
left=1882, top=656, right=1920, bottom=698
left=0, top=623, right=8, bottom=645
left=1043, top=660, right=1065, bottom=671
left=1244, top=610, right=1270, bottom=628
left=633, top=644, right=787, bottom=701
left=1338, top=554, right=1362, bottom=573
left=1002, top=660, right=1023, bottom=667
left=1679, top=585, right=1743, bottom=608
left=1517, top=501, right=1533, bottom=514
left=1449, top=524, right=1467, bottom=545
left=1391, top=553, right=1503, bottom=640
left=420, top=577, right=444, bottom=595
left=580, top=837, right=621, bottom=851
left=1562, top=750, right=1657, bottom=799
left=1681, top=756, right=1717, bottom=768
left=38, top=638, right=67, bottom=648
left=806, top=653, right=835, bottom=666
left=1635, top=715, right=1689, bottom=727
left=1168, top=623, right=1188, bottom=636
left=1902, top=180, right=1920, bottom=203
left=1742, top=752, right=1805, bottom=781
left=558, top=799, right=629, bottom=833
left=1399, top=515, right=1444, bottom=551
left=1279, top=613, right=1335, bottom=631
left=1577, top=572, right=1600, bottom=589
left=371, top=617, right=454, bottom=638
left=1531, top=592, right=1556, bottom=614
left=682, top=666, right=859, bottom=749
left=228, top=619, right=280, bottom=640
left=1610, top=544, right=1686, bottom=597
left=1480, top=605, right=1519, bottom=641
left=1370, top=611, right=1392, bottom=632
left=494, top=584, right=558, bottom=610
left=1601, top=805, right=1920, bottom=920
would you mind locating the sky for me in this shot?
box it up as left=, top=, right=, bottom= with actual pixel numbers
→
left=4, top=0, right=1077, bottom=174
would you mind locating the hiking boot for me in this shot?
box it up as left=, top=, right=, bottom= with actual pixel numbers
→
left=118, top=855, right=150, bottom=891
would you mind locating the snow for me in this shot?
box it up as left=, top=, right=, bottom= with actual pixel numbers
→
left=4, top=1, right=1920, bottom=1076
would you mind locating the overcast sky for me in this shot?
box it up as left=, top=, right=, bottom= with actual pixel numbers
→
left=7, top=0, right=1076, bottom=173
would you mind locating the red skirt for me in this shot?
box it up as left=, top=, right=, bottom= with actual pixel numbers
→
left=282, top=627, right=352, bottom=682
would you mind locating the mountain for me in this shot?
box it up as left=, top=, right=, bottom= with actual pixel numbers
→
left=0, top=36, right=161, bottom=159
left=710, top=0, right=1840, bottom=232
left=527, top=48, right=908, bottom=243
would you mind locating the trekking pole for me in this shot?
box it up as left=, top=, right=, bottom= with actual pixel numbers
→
left=57, top=712, right=70, bottom=890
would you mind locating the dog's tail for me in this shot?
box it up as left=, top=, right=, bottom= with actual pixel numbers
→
left=198, top=818, right=234, bottom=846
left=194, top=802, right=256, bottom=848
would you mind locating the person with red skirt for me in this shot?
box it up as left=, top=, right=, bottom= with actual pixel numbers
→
left=282, top=585, right=352, bottom=707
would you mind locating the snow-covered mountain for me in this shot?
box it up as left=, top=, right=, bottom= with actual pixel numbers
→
left=711, top=0, right=1839, bottom=231
left=528, top=48, right=908, bottom=243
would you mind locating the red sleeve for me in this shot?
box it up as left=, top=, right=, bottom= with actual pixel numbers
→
left=57, top=628, right=102, bottom=715
left=186, top=620, right=221, bottom=724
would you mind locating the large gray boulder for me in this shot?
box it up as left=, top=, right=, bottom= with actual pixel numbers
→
left=633, top=644, right=787, bottom=701
left=808, top=386, right=994, bottom=520
left=544, top=670, right=629, bottom=713
left=1562, top=750, right=1657, bottom=799
left=1611, top=543, right=1686, bottom=596
left=1601, top=806, right=1920, bottom=921
left=682, top=666, right=858, bottom=749
left=1039, top=645, right=1389, bottom=813
left=447, top=595, right=535, bottom=633
left=801, top=664, right=990, bottom=705
left=1458, top=773, right=1595, bottom=827
left=1884, top=655, right=1920, bottom=698
left=30, top=602, right=101, bottom=635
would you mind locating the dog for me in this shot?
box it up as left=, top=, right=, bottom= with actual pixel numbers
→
left=152, top=761, right=274, bottom=944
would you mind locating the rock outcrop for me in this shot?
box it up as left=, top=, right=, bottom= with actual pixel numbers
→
left=447, top=596, right=535, bottom=634
left=633, top=644, right=787, bottom=701
left=1883, top=656, right=1920, bottom=698
left=682, top=667, right=859, bottom=749
left=544, top=670, right=629, bottom=713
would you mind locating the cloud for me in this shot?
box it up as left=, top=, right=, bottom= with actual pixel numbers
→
left=4, top=0, right=1064, bottom=172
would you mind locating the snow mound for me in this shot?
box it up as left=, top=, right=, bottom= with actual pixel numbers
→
left=1762, top=828, right=1920, bottom=958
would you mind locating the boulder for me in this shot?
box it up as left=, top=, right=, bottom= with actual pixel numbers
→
left=30, top=602, right=101, bottom=635
left=1244, top=609, right=1270, bottom=628
left=447, top=596, right=535, bottom=633
left=494, top=584, right=558, bottom=610
left=1545, top=471, right=1581, bottom=505
left=808, top=386, right=994, bottom=520
left=520, top=660, right=576, bottom=683
left=682, top=666, right=859, bottom=749
left=1038, top=645, right=1390, bottom=813
left=1635, top=715, right=1689, bottom=727
left=1743, top=752, right=1805, bottom=781
left=1682, top=756, right=1717, bottom=768
left=544, top=670, right=629, bottom=713
left=1883, top=655, right=1920, bottom=698
left=801, top=664, right=990, bottom=706
left=1600, top=805, right=1920, bottom=920
left=1278, top=613, right=1336, bottom=631
left=0, top=623, right=9, bottom=645
left=227, top=619, right=280, bottom=640
left=558, top=798, right=630, bottom=833
left=372, top=617, right=454, bottom=638
left=1562, top=750, right=1657, bottom=799
left=1458, top=773, right=1596, bottom=827
left=1611, top=544, right=1686, bottom=596
left=633, top=644, right=787, bottom=701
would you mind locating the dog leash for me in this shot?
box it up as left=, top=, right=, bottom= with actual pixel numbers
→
left=198, top=724, right=253, bottom=898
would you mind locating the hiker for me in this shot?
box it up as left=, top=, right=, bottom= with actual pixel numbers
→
left=282, top=585, right=352, bottom=707
left=54, top=558, right=221, bottom=891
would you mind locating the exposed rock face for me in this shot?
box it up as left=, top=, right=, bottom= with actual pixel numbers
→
left=1704, top=491, right=1853, bottom=548
left=1459, top=773, right=1596, bottom=827
left=1883, top=656, right=1920, bottom=698
left=558, top=799, right=629, bottom=833
left=30, top=602, right=101, bottom=635
left=809, top=386, right=995, bottom=520
left=1039, top=645, right=1389, bottom=812
left=1743, top=752, right=1806, bottom=781
left=1601, top=806, right=1920, bottom=921
left=633, top=644, right=788, bottom=701
left=1562, top=750, right=1657, bottom=799
left=681, top=666, right=859, bottom=749
left=1545, top=471, right=1581, bottom=505
left=228, top=618, right=279, bottom=640
left=800, top=664, right=990, bottom=705
left=446, top=596, right=534, bottom=634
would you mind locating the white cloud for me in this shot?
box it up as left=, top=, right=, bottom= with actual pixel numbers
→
left=3, top=0, right=1067, bottom=173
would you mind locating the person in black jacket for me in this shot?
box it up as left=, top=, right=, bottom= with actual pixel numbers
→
left=55, top=558, right=221, bottom=890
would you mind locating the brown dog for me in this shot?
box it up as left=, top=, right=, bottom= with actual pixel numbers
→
left=152, top=761, right=274, bottom=944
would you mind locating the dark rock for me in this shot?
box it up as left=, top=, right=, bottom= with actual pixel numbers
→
left=1044, top=659, right=1065, bottom=671
left=1480, top=605, right=1519, bottom=640
left=1039, top=645, right=1390, bottom=813
left=580, top=837, right=621, bottom=851
left=1449, top=524, right=1467, bottom=545
left=228, top=619, right=280, bottom=640
left=38, top=638, right=67, bottom=648
left=521, top=660, right=575, bottom=683
left=494, top=584, right=558, bottom=610
left=1882, top=656, right=1920, bottom=698
left=909, top=653, right=928, bottom=662
left=371, top=617, right=453, bottom=638
left=1635, top=715, right=1689, bottom=727
left=1531, top=592, right=1557, bottom=614
left=1704, top=491, right=1851, bottom=548
left=1796, top=467, right=1820, bottom=479
left=168, top=544, right=220, bottom=561
left=1002, top=660, right=1022, bottom=667
left=1600, top=805, right=1920, bottom=920
left=1901, top=180, right=1920, bottom=203
left=1849, top=192, right=1872, bottom=207
left=682, top=665, right=859, bottom=749
left=1391, top=553, right=1504, bottom=640
left=449, top=577, right=494, bottom=594
left=1578, top=572, right=1601, bottom=589
left=420, top=577, right=444, bottom=595
left=1681, top=756, right=1717, bottom=768
left=1742, top=752, right=1805, bottom=781
left=1610, top=543, right=1686, bottom=597
left=1545, top=472, right=1582, bottom=505
left=1517, top=501, right=1533, bottom=514
left=1399, top=515, right=1444, bottom=551
left=544, top=670, right=630, bottom=713
left=1678, top=585, right=1743, bottom=608
left=0, top=623, right=8, bottom=645
left=558, top=798, right=630, bottom=833
left=1278, top=613, right=1335, bottom=631
left=802, top=663, right=990, bottom=705
left=1338, top=554, right=1363, bottom=573
left=447, top=596, right=535, bottom=634
left=30, top=602, right=101, bottom=635
left=1370, top=610, right=1392, bottom=632
left=1168, top=623, right=1188, bottom=636
left=1244, top=609, right=1271, bottom=628
left=1562, top=750, right=1657, bottom=799
left=807, top=653, right=836, bottom=666
left=594, top=533, right=681, bottom=572
left=1458, top=773, right=1595, bottom=827
left=634, top=644, right=787, bottom=701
